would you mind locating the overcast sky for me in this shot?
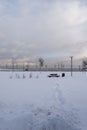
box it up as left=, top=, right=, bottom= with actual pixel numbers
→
left=0, top=0, right=87, bottom=62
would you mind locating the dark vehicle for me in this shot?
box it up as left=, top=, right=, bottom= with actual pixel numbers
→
left=48, top=73, right=60, bottom=78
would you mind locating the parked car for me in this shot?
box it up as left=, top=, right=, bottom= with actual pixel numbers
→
left=48, top=73, right=60, bottom=78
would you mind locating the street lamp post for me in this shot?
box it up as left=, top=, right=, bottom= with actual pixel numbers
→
left=70, top=56, right=73, bottom=76
left=12, top=58, right=14, bottom=71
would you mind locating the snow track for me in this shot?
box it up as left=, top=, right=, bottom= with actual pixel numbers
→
left=0, top=72, right=87, bottom=130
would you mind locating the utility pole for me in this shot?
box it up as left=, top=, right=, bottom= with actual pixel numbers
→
left=70, top=56, right=73, bottom=76
left=12, top=57, right=14, bottom=71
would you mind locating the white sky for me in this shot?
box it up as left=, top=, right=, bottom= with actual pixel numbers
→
left=0, top=0, right=87, bottom=62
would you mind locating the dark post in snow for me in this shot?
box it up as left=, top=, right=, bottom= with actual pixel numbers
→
left=70, top=56, right=73, bottom=76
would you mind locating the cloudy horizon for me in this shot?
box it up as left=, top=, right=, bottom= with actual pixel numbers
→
left=0, top=0, right=87, bottom=63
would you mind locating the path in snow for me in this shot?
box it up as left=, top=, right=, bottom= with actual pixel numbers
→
left=0, top=72, right=84, bottom=130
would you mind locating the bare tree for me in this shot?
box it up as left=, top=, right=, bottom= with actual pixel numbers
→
left=38, top=58, right=44, bottom=71
left=82, top=60, right=87, bottom=71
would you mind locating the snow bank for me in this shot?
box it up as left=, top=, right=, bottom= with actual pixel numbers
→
left=0, top=71, right=87, bottom=130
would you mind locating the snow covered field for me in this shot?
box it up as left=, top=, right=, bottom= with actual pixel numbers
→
left=0, top=71, right=87, bottom=130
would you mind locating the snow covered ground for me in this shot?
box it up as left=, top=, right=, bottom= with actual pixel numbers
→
left=0, top=71, right=87, bottom=130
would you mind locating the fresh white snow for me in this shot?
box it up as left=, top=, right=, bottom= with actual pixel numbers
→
left=0, top=71, right=87, bottom=130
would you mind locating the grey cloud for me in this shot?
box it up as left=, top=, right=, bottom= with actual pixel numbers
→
left=0, top=0, right=87, bottom=61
